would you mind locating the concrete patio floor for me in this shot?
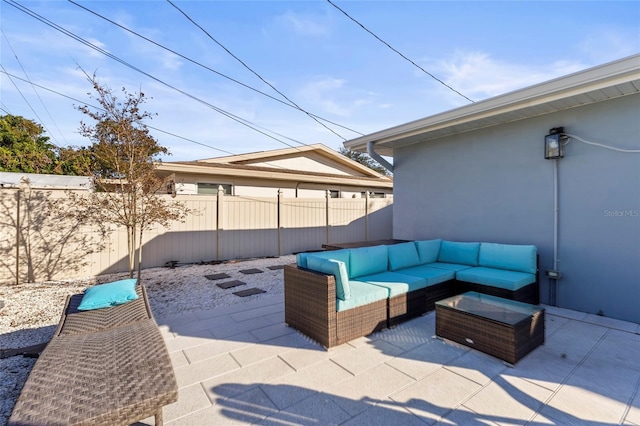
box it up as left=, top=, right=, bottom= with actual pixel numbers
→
left=150, top=294, right=640, bottom=425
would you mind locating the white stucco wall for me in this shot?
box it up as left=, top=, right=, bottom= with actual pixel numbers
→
left=392, top=93, right=640, bottom=323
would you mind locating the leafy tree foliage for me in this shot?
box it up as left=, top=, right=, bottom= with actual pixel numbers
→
left=68, top=75, right=191, bottom=279
left=0, top=114, right=92, bottom=175
left=339, top=147, right=392, bottom=177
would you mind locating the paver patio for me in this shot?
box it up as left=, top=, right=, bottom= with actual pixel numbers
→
left=148, top=295, right=640, bottom=425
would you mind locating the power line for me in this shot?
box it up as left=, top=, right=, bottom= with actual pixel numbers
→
left=0, top=63, right=63, bottom=149
left=0, top=69, right=237, bottom=155
left=0, top=70, right=329, bottom=173
left=327, top=0, right=474, bottom=103
left=166, top=0, right=349, bottom=141
left=67, top=0, right=364, bottom=137
left=2, top=29, right=69, bottom=145
left=3, top=0, right=310, bottom=151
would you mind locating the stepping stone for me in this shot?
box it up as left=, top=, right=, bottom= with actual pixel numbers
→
left=267, top=265, right=285, bottom=270
left=205, top=273, right=231, bottom=280
left=239, top=268, right=263, bottom=275
left=233, top=288, right=266, bottom=297
left=216, top=280, right=246, bottom=289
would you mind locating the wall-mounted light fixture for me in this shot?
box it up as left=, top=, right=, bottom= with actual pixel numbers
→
left=544, top=127, right=565, bottom=159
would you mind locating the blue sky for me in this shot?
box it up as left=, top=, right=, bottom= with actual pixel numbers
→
left=1, top=1, right=638, bottom=162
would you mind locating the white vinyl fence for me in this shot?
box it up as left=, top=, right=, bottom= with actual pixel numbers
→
left=0, top=188, right=392, bottom=284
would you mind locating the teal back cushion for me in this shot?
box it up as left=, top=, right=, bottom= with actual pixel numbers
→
left=349, top=245, right=389, bottom=278
left=388, top=242, right=421, bottom=271
left=297, top=249, right=350, bottom=272
left=306, top=256, right=351, bottom=300
left=437, top=241, right=480, bottom=266
left=479, top=243, right=537, bottom=274
left=415, top=239, right=442, bottom=264
left=78, top=279, right=139, bottom=311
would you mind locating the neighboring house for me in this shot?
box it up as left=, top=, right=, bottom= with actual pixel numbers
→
left=0, top=172, right=91, bottom=190
left=156, top=143, right=393, bottom=198
left=344, top=54, right=640, bottom=323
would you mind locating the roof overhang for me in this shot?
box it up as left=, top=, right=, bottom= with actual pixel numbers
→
left=156, top=162, right=393, bottom=189
left=344, top=55, right=640, bottom=157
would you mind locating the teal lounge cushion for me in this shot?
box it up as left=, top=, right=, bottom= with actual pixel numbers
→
left=429, top=262, right=474, bottom=272
left=388, top=242, right=421, bottom=271
left=297, top=249, right=351, bottom=272
left=438, top=241, right=480, bottom=266
left=349, top=245, right=389, bottom=279
left=307, top=256, right=351, bottom=300
left=355, top=271, right=427, bottom=297
left=77, top=279, right=138, bottom=311
left=336, top=280, right=388, bottom=312
left=456, top=267, right=536, bottom=291
left=479, top=243, right=537, bottom=274
left=415, top=239, right=442, bottom=264
left=397, top=264, right=455, bottom=286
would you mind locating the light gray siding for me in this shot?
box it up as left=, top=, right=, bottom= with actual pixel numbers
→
left=393, top=94, right=640, bottom=323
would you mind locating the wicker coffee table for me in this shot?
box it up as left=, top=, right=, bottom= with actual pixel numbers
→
left=435, top=292, right=544, bottom=364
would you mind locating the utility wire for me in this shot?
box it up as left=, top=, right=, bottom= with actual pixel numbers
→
left=0, top=69, right=237, bottom=156
left=167, top=0, right=349, bottom=141
left=2, top=29, right=69, bottom=145
left=68, top=0, right=364, bottom=137
left=0, top=63, right=63, bottom=149
left=4, top=0, right=309, bottom=150
left=0, top=70, right=329, bottom=173
left=327, top=0, right=474, bottom=103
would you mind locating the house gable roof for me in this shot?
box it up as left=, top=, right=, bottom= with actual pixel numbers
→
left=196, top=143, right=384, bottom=178
left=157, top=143, right=392, bottom=189
left=344, top=54, right=640, bottom=156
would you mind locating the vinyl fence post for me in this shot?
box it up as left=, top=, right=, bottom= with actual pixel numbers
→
left=216, top=185, right=224, bottom=261
left=15, top=189, right=20, bottom=286
left=277, top=189, right=283, bottom=256
left=365, top=190, right=370, bottom=242
left=325, top=189, right=330, bottom=245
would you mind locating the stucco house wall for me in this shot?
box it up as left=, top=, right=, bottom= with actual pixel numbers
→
left=392, top=93, right=639, bottom=322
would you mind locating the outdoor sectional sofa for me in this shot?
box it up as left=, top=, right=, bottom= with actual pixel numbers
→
left=284, top=239, right=538, bottom=348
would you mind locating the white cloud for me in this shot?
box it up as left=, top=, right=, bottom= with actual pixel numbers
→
left=274, top=10, right=330, bottom=37
left=579, top=28, right=639, bottom=64
left=297, top=76, right=377, bottom=118
left=430, top=51, right=589, bottom=104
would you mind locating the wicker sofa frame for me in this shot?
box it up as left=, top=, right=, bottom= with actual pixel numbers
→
left=8, top=285, right=178, bottom=426
left=284, top=257, right=539, bottom=348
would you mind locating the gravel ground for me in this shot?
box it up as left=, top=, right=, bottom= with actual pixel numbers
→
left=0, top=255, right=294, bottom=425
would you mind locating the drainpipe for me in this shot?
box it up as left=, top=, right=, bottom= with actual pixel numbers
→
left=367, top=141, right=393, bottom=173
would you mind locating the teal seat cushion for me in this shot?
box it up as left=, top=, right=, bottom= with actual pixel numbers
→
left=307, top=256, right=350, bottom=301
left=388, top=242, right=421, bottom=271
left=396, top=264, right=455, bottom=286
left=429, top=262, right=474, bottom=272
left=349, top=245, right=389, bottom=279
left=336, top=280, right=389, bottom=312
left=438, top=241, right=480, bottom=266
left=456, top=267, right=536, bottom=291
left=354, top=271, right=427, bottom=297
left=415, top=239, right=442, bottom=264
left=297, top=249, right=351, bottom=272
left=479, top=243, right=537, bottom=274
left=77, top=279, right=138, bottom=311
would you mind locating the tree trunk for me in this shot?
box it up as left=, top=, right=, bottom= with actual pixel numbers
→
left=136, top=225, right=143, bottom=282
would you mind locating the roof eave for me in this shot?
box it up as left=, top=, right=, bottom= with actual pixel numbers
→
left=344, top=54, right=640, bottom=156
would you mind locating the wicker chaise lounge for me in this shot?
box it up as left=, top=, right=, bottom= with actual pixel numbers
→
left=8, top=285, right=178, bottom=426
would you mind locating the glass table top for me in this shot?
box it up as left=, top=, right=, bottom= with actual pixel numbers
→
left=436, top=292, right=543, bottom=325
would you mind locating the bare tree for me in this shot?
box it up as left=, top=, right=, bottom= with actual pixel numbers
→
left=69, top=75, right=190, bottom=280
